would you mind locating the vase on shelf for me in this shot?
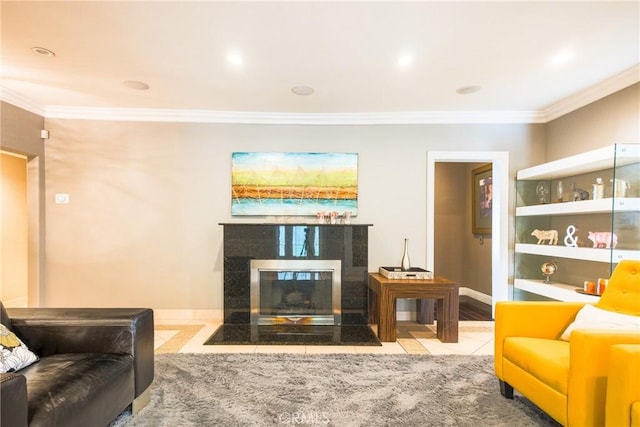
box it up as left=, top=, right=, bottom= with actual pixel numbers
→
left=400, top=238, right=411, bottom=271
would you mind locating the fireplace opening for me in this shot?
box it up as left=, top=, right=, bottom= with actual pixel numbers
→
left=250, top=259, right=341, bottom=326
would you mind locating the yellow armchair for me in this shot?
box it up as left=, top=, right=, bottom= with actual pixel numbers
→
left=606, top=344, right=640, bottom=427
left=495, top=260, right=640, bottom=426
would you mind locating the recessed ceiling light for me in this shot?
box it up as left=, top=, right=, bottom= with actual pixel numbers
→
left=456, top=85, right=481, bottom=95
left=397, top=54, right=414, bottom=67
left=228, top=53, right=244, bottom=66
left=291, top=85, right=314, bottom=96
left=123, top=80, right=150, bottom=90
left=31, top=46, right=55, bottom=57
left=549, top=50, right=574, bottom=67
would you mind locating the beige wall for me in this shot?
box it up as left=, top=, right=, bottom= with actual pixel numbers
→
left=545, top=83, right=640, bottom=160
left=1, top=153, right=28, bottom=304
left=0, top=102, right=45, bottom=306
left=2, top=83, right=637, bottom=311
left=42, top=119, right=544, bottom=309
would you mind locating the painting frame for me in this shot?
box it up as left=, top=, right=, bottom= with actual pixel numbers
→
left=231, top=152, right=358, bottom=216
left=472, top=163, right=492, bottom=235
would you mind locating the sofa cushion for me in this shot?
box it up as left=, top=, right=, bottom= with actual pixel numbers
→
left=504, top=337, right=570, bottom=394
left=20, top=353, right=135, bottom=427
left=560, top=304, right=640, bottom=341
left=0, top=324, right=39, bottom=373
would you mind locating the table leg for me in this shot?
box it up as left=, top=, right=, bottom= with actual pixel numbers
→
left=378, top=290, right=397, bottom=342
left=368, top=287, right=378, bottom=324
left=435, top=290, right=459, bottom=343
left=416, top=299, right=435, bottom=324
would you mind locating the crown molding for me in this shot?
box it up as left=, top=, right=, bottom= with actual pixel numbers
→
left=0, top=86, right=46, bottom=117
left=43, top=107, right=545, bottom=124
left=2, top=65, right=637, bottom=125
left=541, top=64, right=640, bottom=122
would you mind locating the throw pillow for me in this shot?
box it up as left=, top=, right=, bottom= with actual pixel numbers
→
left=560, top=304, right=640, bottom=341
left=0, top=324, right=38, bottom=373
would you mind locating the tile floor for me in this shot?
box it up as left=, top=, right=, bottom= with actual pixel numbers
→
left=154, top=320, right=494, bottom=355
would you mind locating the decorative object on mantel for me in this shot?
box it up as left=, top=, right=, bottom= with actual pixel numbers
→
left=231, top=152, right=358, bottom=216
left=400, top=238, right=411, bottom=271
left=531, top=229, right=558, bottom=245
left=587, top=231, right=618, bottom=248
left=540, top=261, right=558, bottom=284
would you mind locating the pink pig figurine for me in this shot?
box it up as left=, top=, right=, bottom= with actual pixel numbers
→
left=587, top=231, right=618, bottom=249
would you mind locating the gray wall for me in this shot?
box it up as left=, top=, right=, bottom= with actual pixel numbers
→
left=2, top=82, right=638, bottom=312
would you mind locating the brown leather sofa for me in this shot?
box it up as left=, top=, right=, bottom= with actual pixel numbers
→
left=0, top=301, right=154, bottom=427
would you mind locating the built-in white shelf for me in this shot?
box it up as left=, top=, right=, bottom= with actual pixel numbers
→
left=516, top=197, right=640, bottom=216
left=515, top=244, right=640, bottom=263
left=516, top=144, right=640, bottom=180
left=514, top=279, right=600, bottom=302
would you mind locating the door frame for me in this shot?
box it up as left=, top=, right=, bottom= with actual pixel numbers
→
left=426, top=151, right=509, bottom=316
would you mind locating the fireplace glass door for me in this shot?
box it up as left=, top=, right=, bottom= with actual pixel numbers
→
left=250, top=260, right=341, bottom=325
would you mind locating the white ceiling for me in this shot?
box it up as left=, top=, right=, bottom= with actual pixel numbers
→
left=1, top=1, right=639, bottom=123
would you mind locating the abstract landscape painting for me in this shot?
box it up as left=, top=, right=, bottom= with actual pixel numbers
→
left=231, top=152, right=358, bottom=216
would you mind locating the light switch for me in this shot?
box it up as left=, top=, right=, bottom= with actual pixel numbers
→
left=55, top=193, right=70, bottom=204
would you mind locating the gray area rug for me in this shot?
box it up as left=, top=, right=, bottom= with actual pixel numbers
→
left=111, top=353, right=559, bottom=426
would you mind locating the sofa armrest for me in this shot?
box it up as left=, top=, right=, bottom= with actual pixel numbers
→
left=494, top=301, right=585, bottom=378
left=605, top=344, right=640, bottom=427
left=6, top=307, right=154, bottom=398
left=1, top=373, right=28, bottom=427
left=567, top=330, right=640, bottom=427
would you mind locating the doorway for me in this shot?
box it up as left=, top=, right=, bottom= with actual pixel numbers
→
left=426, top=151, right=509, bottom=316
left=1, top=151, right=29, bottom=306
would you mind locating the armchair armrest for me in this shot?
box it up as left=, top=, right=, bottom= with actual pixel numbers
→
left=605, top=344, right=640, bottom=427
left=6, top=307, right=154, bottom=398
left=568, top=330, right=640, bottom=427
left=494, top=301, right=585, bottom=377
left=0, top=373, right=28, bottom=427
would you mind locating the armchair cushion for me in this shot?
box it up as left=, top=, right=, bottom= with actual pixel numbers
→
left=0, top=324, right=38, bottom=373
left=560, top=304, right=640, bottom=341
left=504, top=337, right=569, bottom=394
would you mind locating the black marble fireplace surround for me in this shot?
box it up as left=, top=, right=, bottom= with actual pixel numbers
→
left=207, top=223, right=379, bottom=345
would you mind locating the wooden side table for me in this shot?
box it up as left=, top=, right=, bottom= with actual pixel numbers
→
left=367, top=273, right=460, bottom=343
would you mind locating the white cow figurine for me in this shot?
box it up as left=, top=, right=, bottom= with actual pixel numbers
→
left=587, top=231, right=618, bottom=249
left=531, top=229, right=558, bottom=245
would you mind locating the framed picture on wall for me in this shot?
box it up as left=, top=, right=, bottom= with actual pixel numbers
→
left=231, top=152, right=358, bottom=216
left=472, top=163, right=492, bottom=235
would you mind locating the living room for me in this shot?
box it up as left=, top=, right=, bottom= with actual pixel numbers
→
left=1, top=2, right=639, bottom=425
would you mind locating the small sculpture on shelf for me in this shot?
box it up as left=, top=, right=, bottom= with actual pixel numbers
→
left=531, top=229, right=558, bottom=245
left=571, top=182, right=589, bottom=201
left=541, top=262, right=558, bottom=284
left=536, top=182, right=550, bottom=204
left=587, top=231, right=618, bottom=249
left=564, top=225, right=579, bottom=247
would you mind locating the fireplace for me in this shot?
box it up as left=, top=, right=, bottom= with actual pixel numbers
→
left=250, top=259, right=341, bottom=325
left=208, top=224, right=379, bottom=345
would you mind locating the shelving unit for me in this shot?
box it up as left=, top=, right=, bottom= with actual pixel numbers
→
left=514, top=143, right=639, bottom=302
